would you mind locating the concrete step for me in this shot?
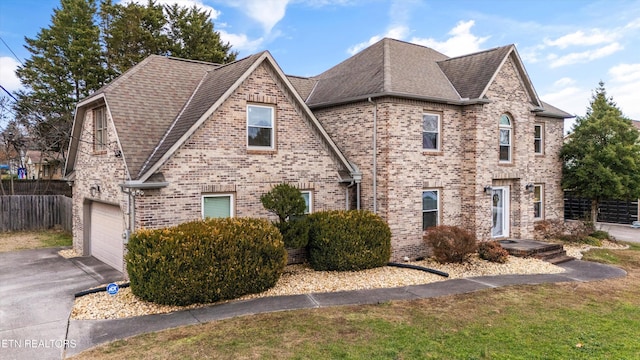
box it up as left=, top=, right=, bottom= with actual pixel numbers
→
left=532, top=249, right=568, bottom=261
left=545, top=255, right=576, bottom=265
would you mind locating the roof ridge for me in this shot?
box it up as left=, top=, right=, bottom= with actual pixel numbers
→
left=440, top=44, right=514, bottom=62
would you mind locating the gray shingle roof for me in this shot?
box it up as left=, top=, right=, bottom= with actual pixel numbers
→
left=438, top=45, right=513, bottom=99
left=138, top=52, right=264, bottom=178
left=100, top=56, right=218, bottom=178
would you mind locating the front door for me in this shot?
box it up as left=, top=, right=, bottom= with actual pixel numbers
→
left=491, top=186, right=510, bottom=238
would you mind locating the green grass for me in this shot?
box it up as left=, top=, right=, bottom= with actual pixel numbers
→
left=38, top=230, right=72, bottom=247
left=73, top=242, right=640, bottom=359
left=0, top=230, right=72, bottom=252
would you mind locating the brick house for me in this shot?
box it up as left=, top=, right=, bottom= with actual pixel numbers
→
left=65, top=38, right=570, bottom=272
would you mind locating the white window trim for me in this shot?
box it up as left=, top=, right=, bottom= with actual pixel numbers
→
left=301, top=190, right=313, bottom=214
left=533, top=184, right=544, bottom=220
left=201, top=194, right=235, bottom=219
left=422, top=113, right=441, bottom=151
left=534, top=124, right=544, bottom=155
left=499, top=114, right=512, bottom=163
left=422, top=189, right=440, bottom=230
left=246, top=104, right=275, bottom=150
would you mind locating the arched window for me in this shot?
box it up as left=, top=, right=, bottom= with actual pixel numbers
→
left=499, top=114, right=512, bottom=162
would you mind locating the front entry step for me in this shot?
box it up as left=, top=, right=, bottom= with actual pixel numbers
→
left=497, top=239, right=575, bottom=264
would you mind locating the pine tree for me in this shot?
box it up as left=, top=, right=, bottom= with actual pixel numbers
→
left=561, top=81, right=640, bottom=222
left=14, top=0, right=107, bottom=160
left=165, top=4, right=237, bottom=64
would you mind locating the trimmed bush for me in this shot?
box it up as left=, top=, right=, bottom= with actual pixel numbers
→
left=260, top=183, right=309, bottom=248
left=424, top=225, right=477, bottom=263
left=308, top=210, right=391, bottom=271
left=126, top=217, right=286, bottom=306
left=478, top=241, right=509, bottom=263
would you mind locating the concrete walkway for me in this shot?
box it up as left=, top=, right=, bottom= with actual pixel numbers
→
left=64, top=259, right=626, bottom=358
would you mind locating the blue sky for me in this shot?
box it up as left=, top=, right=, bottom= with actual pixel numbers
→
left=2, top=0, right=640, bottom=132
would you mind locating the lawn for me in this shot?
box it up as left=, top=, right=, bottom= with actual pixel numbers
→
left=0, top=230, right=72, bottom=252
left=72, top=243, right=640, bottom=359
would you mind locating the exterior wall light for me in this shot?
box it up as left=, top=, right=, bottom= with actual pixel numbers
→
left=90, top=184, right=101, bottom=197
left=483, top=186, right=493, bottom=194
left=525, top=183, right=535, bottom=192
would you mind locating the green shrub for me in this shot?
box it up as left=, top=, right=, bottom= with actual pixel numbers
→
left=126, top=218, right=286, bottom=306
left=478, top=241, right=509, bottom=263
left=260, top=183, right=309, bottom=248
left=308, top=210, right=391, bottom=271
left=557, top=233, right=603, bottom=247
left=424, top=225, right=477, bottom=264
left=582, top=236, right=603, bottom=247
left=590, top=230, right=610, bottom=240
left=279, top=215, right=311, bottom=249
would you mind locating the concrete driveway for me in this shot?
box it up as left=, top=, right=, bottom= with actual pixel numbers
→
left=596, top=222, right=640, bottom=243
left=0, top=248, right=124, bottom=360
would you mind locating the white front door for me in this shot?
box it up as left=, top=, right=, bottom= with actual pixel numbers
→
left=491, top=186, right=510, bottom=238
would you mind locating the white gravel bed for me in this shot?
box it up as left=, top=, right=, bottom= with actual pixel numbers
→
left=71, top=255, right=563, bottom=320
left=563, top=239, right=628, bottom=259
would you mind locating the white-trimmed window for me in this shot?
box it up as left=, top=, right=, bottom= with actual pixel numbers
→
left=534, top=124, right=544, bottom=155
left=499, top=114, right=512, bottom=162
left=94, top=107, right=107, bottom=151
left=422, top=190, right=439, bottom=230
left=533, top=184, right=544, bottom=220
left=202, top=194, right=234, bottom=219
left=247, top=105, right=274, bottom=149
left=301, top=190, right=312, bottom=214
left=422, top=113, right=440, bottom=151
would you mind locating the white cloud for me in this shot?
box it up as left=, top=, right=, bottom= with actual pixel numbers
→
left=224, top=0, right=290, bottom=33
left=544, top=29, right=614, bottom=49
left=549, top=42, right=623, bottom=68
left=411, top=20, right=490, bottom=57
left=0, top=57, right=22, bottom=93
left=347, top=25, right=409, bottom=55
left=609, top=63, right=640, bottom=83
left=218, top=30, right=265, bottom=53
left=118, top=0, right=221, bottom=18
left=553, top=77, right=576, bottom=87
left=608, top=63, right=640, bottom=120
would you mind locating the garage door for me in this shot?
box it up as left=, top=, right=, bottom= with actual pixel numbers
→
left=90, top=202, right=124, bottom=272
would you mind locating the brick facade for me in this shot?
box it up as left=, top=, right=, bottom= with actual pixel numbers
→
left=314, top=56, right=564, bottom=261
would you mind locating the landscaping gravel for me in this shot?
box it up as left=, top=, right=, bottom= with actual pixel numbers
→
left=68, top=240, right=628, bottom=321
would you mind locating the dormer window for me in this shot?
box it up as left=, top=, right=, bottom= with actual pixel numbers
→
left=247, top=105, right=275, bottom=149
left=499, top=114, right=512, bottom=162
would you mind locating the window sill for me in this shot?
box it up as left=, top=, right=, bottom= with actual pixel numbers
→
left=92, top=150, right=108, bottom=156
left=534, top=153, right=545, bottom=157
left=247, top=148, right=277, bottom=155
left=422, top=150, right=443, bottom=156
left=498, top=162, right=515, bottom=167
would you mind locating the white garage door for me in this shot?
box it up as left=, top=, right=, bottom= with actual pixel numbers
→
left=90, top=202, right=124, bottom=272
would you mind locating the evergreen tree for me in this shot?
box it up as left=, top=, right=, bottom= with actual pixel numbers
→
left=99, top=0, right=168, bottom=75
left=14, top=0, right=107, bottom=160
left=561, top=81, right=640, bottom=222
left=165, top=4, right=237, bottom=64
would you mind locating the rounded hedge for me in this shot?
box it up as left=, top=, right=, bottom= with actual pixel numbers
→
left=308, top=210, right=391, bottom=271
left=126, top=217, right=286, bottom=306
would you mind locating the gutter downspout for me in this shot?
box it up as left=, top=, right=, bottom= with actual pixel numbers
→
left=368, top=97, right=377, bottom=214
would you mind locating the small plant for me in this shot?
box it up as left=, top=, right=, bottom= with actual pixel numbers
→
left=424, top=225, right=477, bottom=264
left=590, top=230, right=610, bottom=240
left=478, top=241, right=509, bottom=263
left=261, top=183, right=309, bottom=248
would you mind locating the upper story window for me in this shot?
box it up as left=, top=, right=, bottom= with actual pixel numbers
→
left=422, top=113, right=440, bottom=151
left=247, top=105, right=274, bottom=149
left=534, top=124, right=544, bottom=155
left=499, top=114, right=512, bottom=162
left=93, top=107, right=107, bottom=152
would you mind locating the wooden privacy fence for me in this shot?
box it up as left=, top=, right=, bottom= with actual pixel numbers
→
left=0, top=195, right=72, bottom=232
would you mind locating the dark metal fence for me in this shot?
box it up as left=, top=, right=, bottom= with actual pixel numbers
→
left=0, top=180, right=72, bottom=197
left=0, top=195, right=72, bottom=232
left=564, top=192, right=638, bottom=224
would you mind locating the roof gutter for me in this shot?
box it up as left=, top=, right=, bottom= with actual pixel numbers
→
left=119, top=181, right=169, bottom=190
left=308, top=92, right=490, bottom=110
